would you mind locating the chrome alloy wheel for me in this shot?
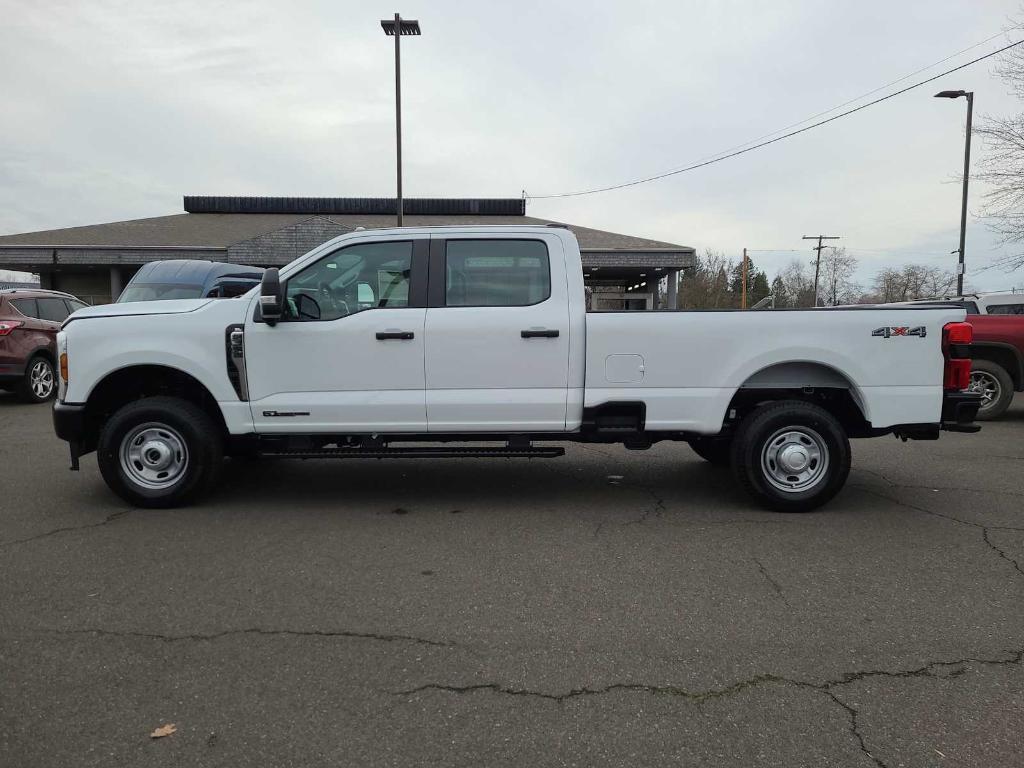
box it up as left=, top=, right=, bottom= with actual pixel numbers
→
left=30, top=359, right=54, bottom=399
left=760, top=426, right=829, bottom=493
left=968, top=370, right=1000, bottom=411
left=119, top=423, right=189, bottom=490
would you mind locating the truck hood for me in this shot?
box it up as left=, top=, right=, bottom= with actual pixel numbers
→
left=65, top=298, right=214, bottom=325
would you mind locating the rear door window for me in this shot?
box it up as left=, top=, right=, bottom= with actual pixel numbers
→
left=64, top=299, right=87, bottom=314
left=10, top=298, right=38, bottom=318
left=36, top=297, right=70, bottom=322
left=444, top=240, right=551, bottom=307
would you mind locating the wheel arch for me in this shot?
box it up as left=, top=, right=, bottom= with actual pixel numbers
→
left=82, top=364, right=228, bottom=447
left=725, top=361, right=871, bottom=436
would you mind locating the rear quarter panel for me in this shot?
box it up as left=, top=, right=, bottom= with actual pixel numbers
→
left=585, top=307, right=965, bottom=432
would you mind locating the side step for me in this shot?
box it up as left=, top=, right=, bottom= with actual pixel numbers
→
left=259, top=446, right=566, bottom=460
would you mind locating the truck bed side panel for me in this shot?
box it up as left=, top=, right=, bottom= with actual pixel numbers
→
left=584, top=308, right=965, bottom=432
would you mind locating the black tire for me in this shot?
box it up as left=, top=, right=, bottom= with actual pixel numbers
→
left=17, top=355, right=57, bottom=403
left=97, top=396, right=223, bottom=508
left=688, top=436, right=732, bottom=466
left=970, top=359, right=1014, bottom=421
left=730, top=400, right=850, bottom=513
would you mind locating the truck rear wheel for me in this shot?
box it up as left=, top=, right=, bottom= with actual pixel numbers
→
left=730, top=400, right=850, bottom=512
left=968, top=359, right=1013, bottom=420
left=97, top=396, right=223, bottom=508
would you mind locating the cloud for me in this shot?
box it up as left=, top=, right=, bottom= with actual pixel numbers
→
left=1, top=0, right=1022, bottom=289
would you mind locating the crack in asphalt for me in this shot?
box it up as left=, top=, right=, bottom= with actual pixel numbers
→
left=753, top=557, right=790, bottom=607
left=982, top=528, right=1024, bottom=578
left=854, top=467, right=1024, bottom=502
left=396, top=651, right=1024, bottom=768
left=824, top=689, right=887, bottom=768
left=855, top=485, right=1024, bottom=580
left=31, top=626, right=453, bottom=647
left=0, top=507, right=135, bottom=547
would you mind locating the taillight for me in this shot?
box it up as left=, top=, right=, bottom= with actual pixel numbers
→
left=942, top=321, right=973, bottom=391
left=0, top=320, right=23, bottom=336
left=943, top=322, right=972, bottom=345
left=944, top=358, right=971, bottom=390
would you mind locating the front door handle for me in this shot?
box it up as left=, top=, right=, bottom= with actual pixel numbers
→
left=376, top=330, right=415, bottom=340
left=521, top=329, right=560, bottom=338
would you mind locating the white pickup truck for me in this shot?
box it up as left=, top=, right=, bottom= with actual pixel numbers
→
left=53, top=225, right=981, bottom=511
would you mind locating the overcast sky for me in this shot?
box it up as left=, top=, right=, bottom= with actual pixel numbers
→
left=1, top=0, right=1023, bottom=290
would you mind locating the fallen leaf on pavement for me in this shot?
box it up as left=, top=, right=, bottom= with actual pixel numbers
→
left=150, top=724, right=177, bottom=739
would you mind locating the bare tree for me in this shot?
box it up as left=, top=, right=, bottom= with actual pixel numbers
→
left=864, top=264, right=958, bottom=303
left=679, top=250, right=735, bottom=308
left=975, top=28, right=1024, bottom=270
left=776, top=259, right=817, bottom=307
left=818, top=247, right=860, bottom=306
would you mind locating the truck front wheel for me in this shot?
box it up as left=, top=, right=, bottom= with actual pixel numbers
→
left=730, top=400, right=850, bottom=512
left=97, top=396, right=223, bottom=508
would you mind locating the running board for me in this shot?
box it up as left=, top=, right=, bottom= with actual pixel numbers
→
left=259, top=446, right=566, bottom=460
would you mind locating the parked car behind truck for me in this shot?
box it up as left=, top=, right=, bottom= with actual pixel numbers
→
left=53, top=226, right=981, bottom=512
left=962, top=313, right=1024, bottom=419
left=0, top=288, right=87, bottom=402
left=118, top=260, right=263, bottom=303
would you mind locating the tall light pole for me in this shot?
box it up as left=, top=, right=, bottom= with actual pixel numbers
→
left=935, top=89, right=974, bottom=295
left=381, top=13, right=421, bottom=227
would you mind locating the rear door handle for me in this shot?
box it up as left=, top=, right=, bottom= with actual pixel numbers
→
left=376, top=330, right=415, bottom=340
left=521, top=329, right=560, bottom=338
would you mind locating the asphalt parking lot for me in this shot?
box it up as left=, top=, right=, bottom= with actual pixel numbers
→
left=1, top=393, right=1022, bottom=767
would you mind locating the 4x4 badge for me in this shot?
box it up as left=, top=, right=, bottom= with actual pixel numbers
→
left=872, top=326, right=926, bottom=338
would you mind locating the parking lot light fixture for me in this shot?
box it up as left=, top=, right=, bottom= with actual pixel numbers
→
left=934, top=89, right=974, bottom=294
left=381, top=13, right=421, bottom=227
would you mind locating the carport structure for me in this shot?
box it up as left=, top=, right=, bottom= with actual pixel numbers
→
left=0, top=197, right=695, bottom=307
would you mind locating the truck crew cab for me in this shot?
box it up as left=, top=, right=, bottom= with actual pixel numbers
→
left=53, top=226, right=981, bottom=512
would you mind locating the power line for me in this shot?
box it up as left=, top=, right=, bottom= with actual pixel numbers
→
left=526, top=38, right=1022, bottom=200
left=656, top=28, right=1016, bottom=172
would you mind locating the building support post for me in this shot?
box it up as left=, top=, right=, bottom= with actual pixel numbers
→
left=109, top=267, right=123, bottom=302
left=667, top=270, right=678, bottom=310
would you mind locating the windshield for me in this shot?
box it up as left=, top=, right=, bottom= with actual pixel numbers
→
left=118, top=283, right=205, bottom=303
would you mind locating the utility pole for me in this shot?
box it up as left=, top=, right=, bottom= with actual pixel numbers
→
left=802, top=235, right=840, bottom=307
left=741, top=247, right=748, bottom=309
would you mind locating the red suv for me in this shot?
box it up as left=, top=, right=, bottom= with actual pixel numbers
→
left=0, top=289, right=88, bottom=403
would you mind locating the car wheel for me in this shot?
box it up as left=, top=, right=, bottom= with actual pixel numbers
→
left=968, top=360, right=1013, bottom=421
left=687, top=435, right=732, bottom=465
left=18, top=355, right=56, bottom=403
left=731, top=400, right=851, bottom=512
left=97, top=396, right=223, bottom=508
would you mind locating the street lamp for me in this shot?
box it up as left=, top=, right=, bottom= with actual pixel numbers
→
left=934, top=89, right=974, bottom=295
left=381, top=13, right=421, bottom=227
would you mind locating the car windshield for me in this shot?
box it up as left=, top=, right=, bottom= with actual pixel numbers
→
left=118, top=283, right=205, bottom=303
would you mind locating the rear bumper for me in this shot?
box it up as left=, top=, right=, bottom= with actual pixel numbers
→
left=891, top=390, right=981, bottom=440
left=941, top=390, right=982, bottom=432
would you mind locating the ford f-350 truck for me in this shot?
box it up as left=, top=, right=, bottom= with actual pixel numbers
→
left=52, top=226, right=981, bottom=511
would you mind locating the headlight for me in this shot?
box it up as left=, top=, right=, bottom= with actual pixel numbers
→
left=56, top=332, right=68, bottom=401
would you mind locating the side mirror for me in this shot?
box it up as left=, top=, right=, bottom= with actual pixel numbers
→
left=260, top=268, right=284, bottom=326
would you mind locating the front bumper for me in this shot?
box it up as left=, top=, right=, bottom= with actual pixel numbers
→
left=52, top=402, right=89, bottom=470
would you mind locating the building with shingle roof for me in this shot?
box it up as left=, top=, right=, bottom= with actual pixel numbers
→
left=0, top=197, right=695, bottom=307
